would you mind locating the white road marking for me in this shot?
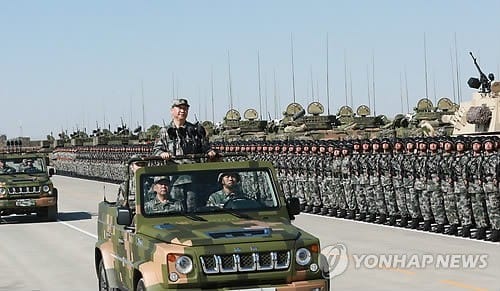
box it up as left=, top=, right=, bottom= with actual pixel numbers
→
left=58, top=220, right=98, bottom=239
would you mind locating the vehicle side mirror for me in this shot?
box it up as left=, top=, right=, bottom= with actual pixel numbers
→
left=116, top=206, right=132, bottom=226
left=48, top=168, right=55, bottom=177
left=286, top=197, right=301, bottom=217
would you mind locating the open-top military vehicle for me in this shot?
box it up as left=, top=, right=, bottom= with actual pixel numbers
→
left=0, top=146, right=58, bottom=221
left=95, top=156, right=329, bottom=291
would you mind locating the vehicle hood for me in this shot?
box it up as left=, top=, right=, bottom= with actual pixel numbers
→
left=138, top=215, right=301, bottom=246
left=0, top=174, right=49, bottom=185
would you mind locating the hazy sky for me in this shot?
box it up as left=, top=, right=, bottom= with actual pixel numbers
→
left=1, top=0, right=499, bottom=139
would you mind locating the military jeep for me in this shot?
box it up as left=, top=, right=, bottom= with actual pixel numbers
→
left=0, top=151, right=58, bottom=221
left=95, top=157, right=329, bottom=290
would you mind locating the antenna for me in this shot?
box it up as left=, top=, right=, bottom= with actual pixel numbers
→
left=273, top=68, right=278, bottom=119
left=344, top=49, right=348, bottom=106
left=454, top=33, right=461, bottom=103
left=257, top=50, right=263, bottom=120
left=367, top=65, right=371, bottom=110
left=424, top=32, right=429, bottom=98
left=372, top=50, right=376, bottom=116
left=141, top=80, right=145, bottom=131
left=227, top=50, right=233, bottom=110
left=450, top=47, right=457, bottom=104
left=404, top=66, right=409, bottom=113
left=399, top=72, right=404, bottom=113
left=103, top=184, right=107, bottom=202
left=290, top=33, right=296, bottom=103
left=326, top=33, right=331, bottom=115
left=211, top=66, right=215, bottom=123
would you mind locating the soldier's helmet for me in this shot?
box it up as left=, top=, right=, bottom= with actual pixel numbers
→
left=153, top=176, right=171, bottom=185
left=217, top=172, right=241, bottom=183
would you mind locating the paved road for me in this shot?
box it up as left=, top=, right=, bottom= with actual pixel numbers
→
left=1, top=176, right=498, bottom=291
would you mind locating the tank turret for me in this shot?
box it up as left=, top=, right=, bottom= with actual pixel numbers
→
left=452, top=52, right=500, bottom=135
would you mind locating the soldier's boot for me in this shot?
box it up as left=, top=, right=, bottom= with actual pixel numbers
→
left=300, top=204, right=306, bottom=212
left=312, top=206, right=321, bottom=214
left=446, top=224, right=458, bottom=236
left=377, top=214, right=387, bottom=224
left=338, top=209, right=347, bottom=218
left=461, top=225, right=471, bottom=237
left=328, top=207, right=338, bottom=217
left=422, top=220, right=432, bottom=231
left=410, top=218, right=420, bottom=229
left=346, top=210, right=355, bottom=219
left=476, top=227, right=487, bottom=240
left=304, top=205, right=313, bottom=213
left=388, top=215, right=397, bottom=226
left=357, top=212, right=367, bottom=221
left=435, top=224, right=445, bottom=234
left=368, top=213, right=377, bottom=223
left=399, top=216, right=408, bottom=227
left=488, top=229, right=500, bottom=242
left=320, top=207, right=329, bottom=215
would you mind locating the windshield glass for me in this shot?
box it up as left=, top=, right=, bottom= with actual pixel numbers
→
left=0, top=157, right=46, bottom=175
left=140, top=169, right=279, bottom=216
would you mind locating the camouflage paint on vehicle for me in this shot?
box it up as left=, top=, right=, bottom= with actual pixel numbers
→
left=96, top=159, right=328, bottom=290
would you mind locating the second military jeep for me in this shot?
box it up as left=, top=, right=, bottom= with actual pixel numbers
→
left=0, top=151, right=58, bottom=221
left=95, top=158, right=329, bottom=290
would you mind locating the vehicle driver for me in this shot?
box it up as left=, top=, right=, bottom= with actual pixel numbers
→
left=0, top=160, right=15, bottom=174
left=207, top=172, right=248, bottom=207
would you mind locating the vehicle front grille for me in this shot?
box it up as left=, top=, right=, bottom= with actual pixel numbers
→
left=8, top=186, right=40, bottom=195
left=200, top=251, right=290, bottom=274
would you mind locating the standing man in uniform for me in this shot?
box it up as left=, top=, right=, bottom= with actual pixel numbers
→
left=454, top=138, right=473, bottom=237
left=481, top=137, right=500, bottom=242
left=403, top=139, right=420, bottom=229
left=427, top=139, right=446, bottom=233
left=468, top=139, right=488, bottom=239
left=441, top=139, right=460, bottom=235
left=153, top=98, right=216, bottom=160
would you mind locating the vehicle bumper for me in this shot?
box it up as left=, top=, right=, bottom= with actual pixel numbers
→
left=0, top=196, right=57, bottom=210
left=147, top=279, right=329, bottom=291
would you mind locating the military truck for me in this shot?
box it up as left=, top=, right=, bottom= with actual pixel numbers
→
left=95, top=157, right=329, bottom=291
left=0, top=150, right=58, bottom=221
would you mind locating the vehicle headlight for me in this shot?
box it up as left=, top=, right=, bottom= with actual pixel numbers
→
left=175, top=255, right=193, bottom=274
left=0, top=188, right=6, bottom=195
left=296, top=248, right=312, bottom=266
left=42, top=185, right=50, bottom=192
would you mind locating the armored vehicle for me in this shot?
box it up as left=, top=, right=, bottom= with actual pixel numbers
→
left=0, top=150, right=58, bottom=221
left=95, top=157, right=329, bottom=291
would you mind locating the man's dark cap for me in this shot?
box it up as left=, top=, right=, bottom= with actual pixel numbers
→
left=171, top=98, right=190, bottom=108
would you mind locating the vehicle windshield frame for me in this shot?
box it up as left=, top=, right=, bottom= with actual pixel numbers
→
left=0, top=156, right=47, bottom=175
left=139, top=167, right=280, bottom=218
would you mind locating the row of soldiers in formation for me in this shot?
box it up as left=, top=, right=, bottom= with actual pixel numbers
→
left=213, top=136, right=500, bottom=242
left=51, top=136, right=500, bottom=242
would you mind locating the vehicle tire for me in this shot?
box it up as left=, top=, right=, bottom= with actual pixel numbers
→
left=136, top=278, right=146, bottom=291
left=37, top=205, right=58, bottom=221
left=98, top=260, right=118, bottom=291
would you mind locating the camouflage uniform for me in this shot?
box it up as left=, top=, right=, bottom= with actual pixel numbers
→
left=426, top=143, right=446, bottom=232
left=379, top=147, right=397, bottom=224
left=441, top=144, right=460, bottom=234
left=351, top=148, right=366, bottom=217
left=152, top=120, right=211, bottom=158
left=359, top=151, right=376, bottom=220
left=402, top=145, right=420, bottom=228
left=467, top=145, right=489, bottom=238
left=481, top=141, right=500, bottom=241
left=391, top=145, right=408, bottom=225
left=415, top=147, right=432, bottom=229
left=319, top=150, right=335, bottom=215
left=370, top=143, right=387, bottom=222
left=144, top=196, right=183, bottom=214
left=332, top=147, right=346, bottom=217
left=207, top=189, right=248, bottom=208
left=341, top=146, right=356, bottom=218
left=453, top=145, right=473, bottom=236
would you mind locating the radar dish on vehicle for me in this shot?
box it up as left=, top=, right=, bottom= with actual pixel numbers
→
left=307, top=102, right=324, bottom=115
left=356, top=105, right=371, bottom=117
left=243, top=108, right=258, bottom=120
left=416, top=98, right=434, bottom=112
left=338, top=105, right=354, bottom=117
left=437, top=98, right=454, bottom=112
left=285, top=103, right=304, bottom=116
left=225, top=109, right=241, bottom=121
